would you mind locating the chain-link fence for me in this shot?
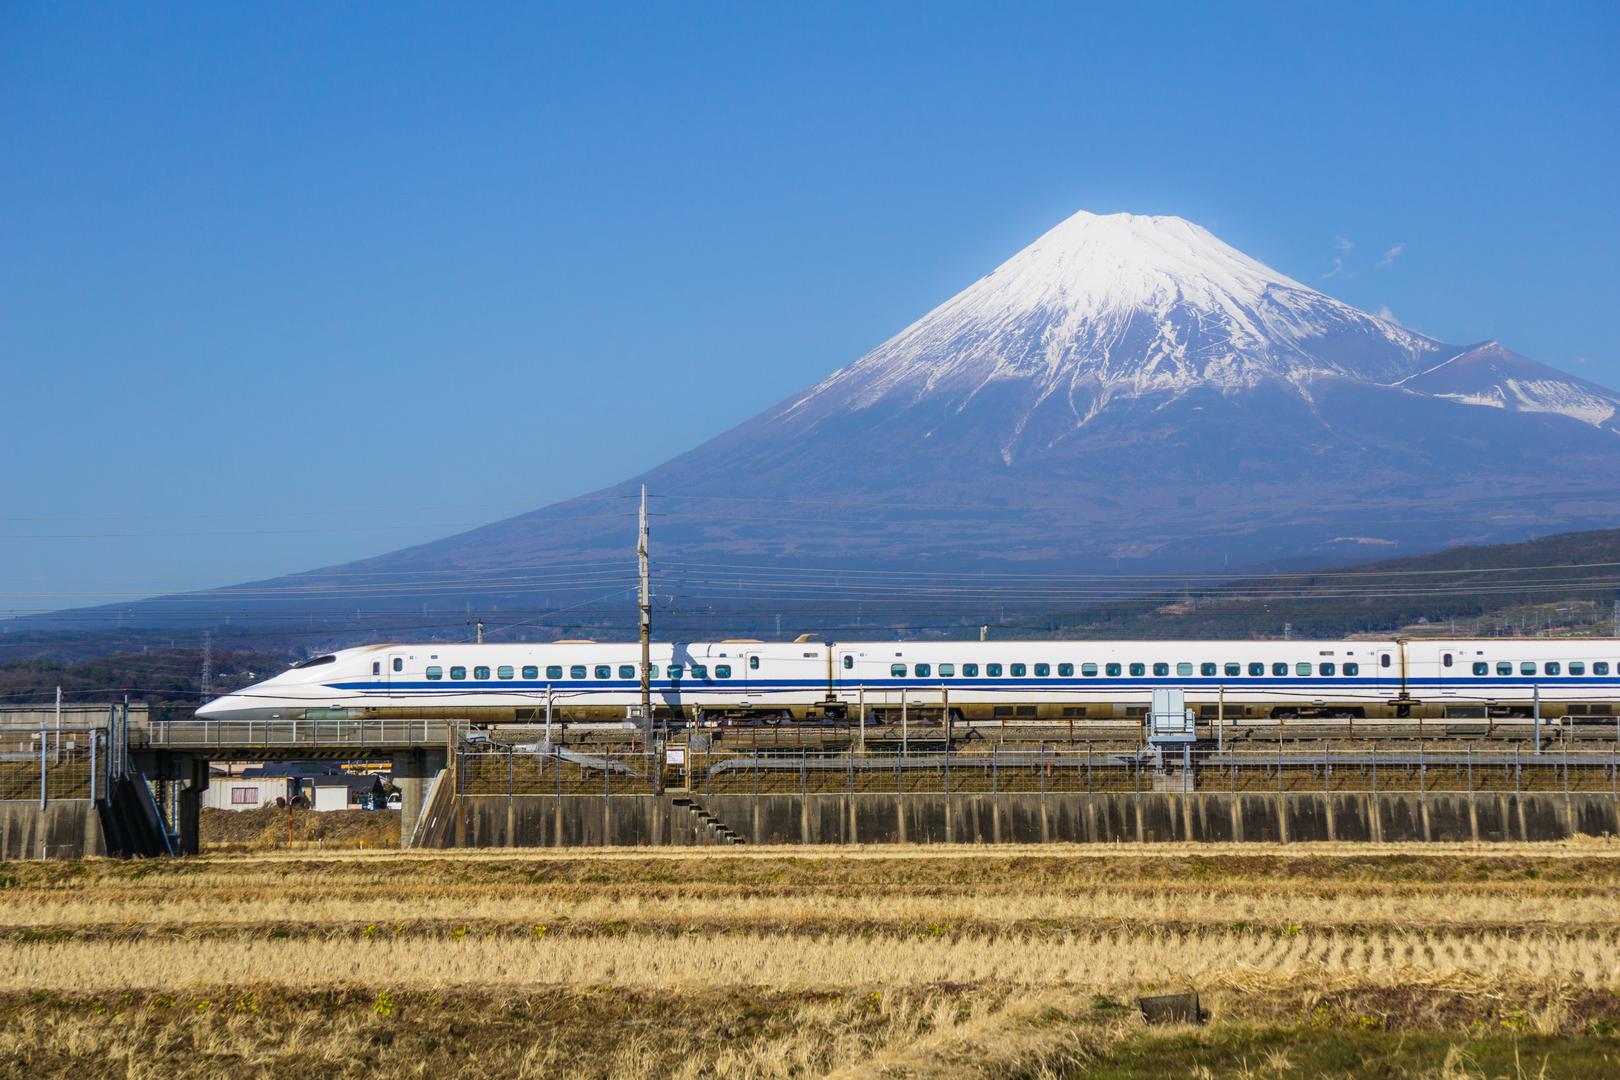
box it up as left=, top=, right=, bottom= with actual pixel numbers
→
left=458, top=748, right=661, bottom=796
left=677, top=744, right=1620, bottom=797
left=0, top=729, right=106, bottom=803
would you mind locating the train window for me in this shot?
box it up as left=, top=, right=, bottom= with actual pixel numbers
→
left=915, top=664, right=931, bottom=678
left=1079, top=663, right=1096, bottom=677
left=393, top=657, right=403, bottom=672
left=1129, top=663, right=1145, bottom=676
left=1273, top=663, right=1288, bottom=677
left=891, top=664, right=906, bottom=677
left=426, top=666, right=443, bottom=680
left=1059, top=663, right=1075, bottom=677
left=522, top=666, right=539, bottom=679
left=1176, top=663, right=1193, bottom=676
left=1520, top=662, right=1537, bottom=675
left=293, top=654, right=337, bottom=669
left=619, top=665, right=636, bottom=679
left=547, top=665, right=562, bottom=679
left=1011, top=663, right=1027, bottom=677
left=1034, top=663, right=1050, bottom=677
left=1249, top=663, right=1264, bottom=677
left=1473, top=662, right=1488, bottom=676
left=668, top=665, right=683, bottom=679
left=451, top=666, right=467, bottom=681
left=1295, top=662, right=1311, bottom=676
left=1153, top=663, right=1169, bottom=677
left=715, top=665, right=731, bottom=678
left=939, top=663, right=955, bottom=676
left=1443, top=653, right=1453, bottom=667
left=372, top=661, right=381, bottom=676
left=588, top=665, right=605, bottom=679
left=842, top=655, right=853, bottom=670
left=1107, top=663, right=1122, bottom=676
left=1546, top=662, right=1562, bottom=676
left=1320, top=663, right=1335, bottom=676
left=474, top=666, right=490, bottom=680
left=1201, top=663, right=1217, bottom=677
left=1597, top=663, right=1611, bottom=676
left=1344, top=663, right=1359, bottom=676
left=1497, top=662, right=1512, bottom=676
left=690, top=665, right=708, bottom=679
left=649, top=666, right=660, bottom=678
left=1225, top=663, right=1241, bottom=677
left=570, top=665, right=587, bottom=679
left=497, top=666, right=514, bottom=680
left=963, top=663, right=979, bottom=677
left=1572, top=662, right=1587, bottom=676
left=1381, top=654, right=1392, bottom=668
left=988, top=663, right=1003, bottom=676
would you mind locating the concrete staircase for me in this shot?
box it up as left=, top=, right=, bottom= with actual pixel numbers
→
left=671, top=797, right=746, bottom=845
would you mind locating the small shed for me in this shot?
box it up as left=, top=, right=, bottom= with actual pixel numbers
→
left=309, top=773, right=383, bottom=812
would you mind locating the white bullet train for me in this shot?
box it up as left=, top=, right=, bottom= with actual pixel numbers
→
left=196, top=637, right=1620, bottom=724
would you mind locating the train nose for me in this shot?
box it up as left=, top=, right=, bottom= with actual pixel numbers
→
left=196, top=695, right=241, bottom=720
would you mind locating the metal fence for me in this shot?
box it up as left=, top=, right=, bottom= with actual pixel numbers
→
left=0, top=729, right=106, bottom=804
left=458, top=748, right=661, bottom=797
left=450, top=743, right=1620, bottom=798
left=684, top=744, right=1620, bottom=797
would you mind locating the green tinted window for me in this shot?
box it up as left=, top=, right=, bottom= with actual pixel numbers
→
left=619, top=665, right=635, bottom=679
left=1106, top=663, right=1121, bottom=676
left=474, top=666, right=490, bottom=680
left=522, top=666, right=538, bottom=679
left=891, top=664, right=906, bottom=677
left=987, top=664, right=1003, bottom=677
left=546, top=666, right=562, bottom=679
left=426, top=666, right=443, bottom=680
left=1129, top=663, right=1145, bottom=677
left=1034, top=663, right=1050, bottom=677
left=497, top=666, right=514, bottom=679
left=1010, top=663, right=1027, bottom=677
left=570, top=665, right=586, bottom=679
left=715, top=665, right=731, bottom=678
left=914, top=663, right=931, bottom=677
left=450, top=666, right=467, bottom=680
left=962, top=663, right=979, bottom=677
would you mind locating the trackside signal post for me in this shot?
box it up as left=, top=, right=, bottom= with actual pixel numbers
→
left=638, top=484, right=659, bottom=791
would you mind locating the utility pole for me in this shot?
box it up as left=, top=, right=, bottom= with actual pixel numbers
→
left=475, top=619, right=484, bottom=644
left=1613, top=592, right=1618, bottom=638
left=1283, top=622, right=1292, bottom=642
left=638, top=484, right=653, bottom=751
left=200, top=630, right=213, bottom=702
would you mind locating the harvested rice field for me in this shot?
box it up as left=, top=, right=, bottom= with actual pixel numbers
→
left=2, top=843, right=1620, bottom=1077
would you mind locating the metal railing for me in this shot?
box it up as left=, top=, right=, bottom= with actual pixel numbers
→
left=143, top=718, right=464, bottom=750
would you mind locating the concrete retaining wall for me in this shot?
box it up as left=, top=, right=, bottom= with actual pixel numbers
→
left=0, top=801, right=107, bottom=859
left=430, top=791, right=1620, bottom=847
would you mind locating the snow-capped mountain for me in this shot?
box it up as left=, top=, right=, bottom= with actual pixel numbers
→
left=788, top=211, right=1441, bottom=422
left=49, top=209, right=1620, bottom=632
left=1398, top=341, right=1620, bottom=432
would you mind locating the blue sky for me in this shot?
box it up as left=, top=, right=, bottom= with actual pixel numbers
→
left=2, top=2, right=1617, bottom=613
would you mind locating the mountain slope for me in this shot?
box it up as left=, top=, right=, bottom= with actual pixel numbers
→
left=35, top=209, right=1620, bottom=632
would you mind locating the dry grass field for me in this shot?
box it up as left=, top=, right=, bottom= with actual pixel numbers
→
left=1, top=843, right=1619, bottom=1077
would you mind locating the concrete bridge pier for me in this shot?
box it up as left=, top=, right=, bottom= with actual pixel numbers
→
left=393, top=748, right=448, bottom=848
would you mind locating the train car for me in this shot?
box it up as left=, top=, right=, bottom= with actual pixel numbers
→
left=196, top=637, right=1620, bottom=725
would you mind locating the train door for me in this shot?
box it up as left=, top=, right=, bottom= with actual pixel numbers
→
left=743, top=651, right=764, bottom=699
left=1375, top=648, right=1401, bottom=695
left=386, top=651, right=409, bottom=695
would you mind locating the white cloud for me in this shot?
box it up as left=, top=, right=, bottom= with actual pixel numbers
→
left=1335, top=236, right=1355, bottom=253
left=1323, top=256, right=1346, bottom=279
left=1378, top=242, right=1405, bottom=268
